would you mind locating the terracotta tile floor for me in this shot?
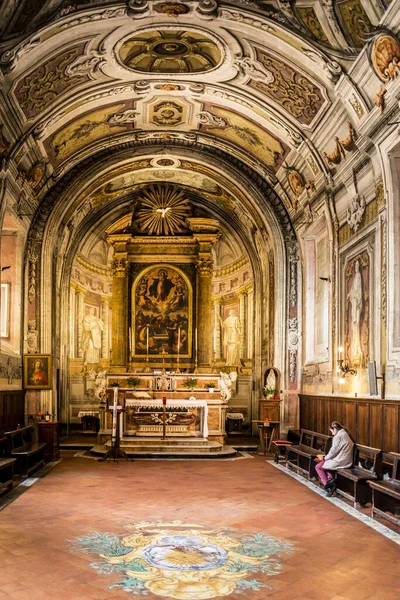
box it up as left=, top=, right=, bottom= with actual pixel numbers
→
left=0, top=455, right=399, bottom=600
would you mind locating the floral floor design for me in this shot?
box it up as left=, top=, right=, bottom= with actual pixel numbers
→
left=69, top=521, right=294, bottom=599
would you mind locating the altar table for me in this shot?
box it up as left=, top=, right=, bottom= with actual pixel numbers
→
left=125, top=398, right=209, bottom=438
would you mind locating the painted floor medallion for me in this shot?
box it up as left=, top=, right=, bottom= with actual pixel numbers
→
left=69, top=521, right=294, bottom=599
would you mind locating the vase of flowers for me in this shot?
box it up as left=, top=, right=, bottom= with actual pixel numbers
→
left=205, top=382, right=216, bottom=393
left=184, top=377, right=198, bottom=390
left=110, top=382, right=120, bottom=388
left=262, top=386, right=276, bottom=399
left=127, top=377, right=142, bottom=390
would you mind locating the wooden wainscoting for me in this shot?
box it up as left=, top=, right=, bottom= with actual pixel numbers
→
left=299, top=394, right=400, bottom=454
left=0, top=390, right=25, bottom=433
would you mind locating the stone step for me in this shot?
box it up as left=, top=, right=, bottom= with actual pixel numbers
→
left=110, top=441, right=223, bottom=453
left=120, top=436, right=209, bottom=446
left=90, top=443, right=237, bottom=459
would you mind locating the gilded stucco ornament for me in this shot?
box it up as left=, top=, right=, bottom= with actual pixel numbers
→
left=323, top=122, right=356, bottom=166
left=133, top=184, right=191, bottom=235
left=370, top=33, right=400, bottom=82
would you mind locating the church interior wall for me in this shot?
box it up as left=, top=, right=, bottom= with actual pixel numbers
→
left=0, top=0, right=399, bottom=442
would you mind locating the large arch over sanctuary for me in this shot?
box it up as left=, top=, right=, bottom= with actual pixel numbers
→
left=1, top=0, right=400, bottom=454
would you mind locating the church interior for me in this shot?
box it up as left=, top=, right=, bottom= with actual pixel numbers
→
left=0, top=0, right=400, bottom=598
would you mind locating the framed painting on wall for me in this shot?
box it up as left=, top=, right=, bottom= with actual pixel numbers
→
left=0, top=283, right=10, bottom=338
left=24, top=354, right=52, bottom=389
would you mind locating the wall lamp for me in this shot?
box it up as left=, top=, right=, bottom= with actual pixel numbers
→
left=337, top=347, right=357, bottom=384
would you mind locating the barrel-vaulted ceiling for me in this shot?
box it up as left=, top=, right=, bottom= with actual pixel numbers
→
left=0, top=0, right=393, bottom=250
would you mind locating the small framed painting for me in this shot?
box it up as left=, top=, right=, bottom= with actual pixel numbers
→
left=24, top=354, right=52, bottom=389
left=0, top=283, right=10, bottom=337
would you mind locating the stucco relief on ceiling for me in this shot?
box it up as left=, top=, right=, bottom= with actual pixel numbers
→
left=12, top=42, right=93, bottom=120
left=248, top=48, right=326, bottom=126
left=118, top=30, right=222, bottom=73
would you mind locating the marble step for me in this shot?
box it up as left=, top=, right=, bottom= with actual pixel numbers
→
left=110, top=441, right=223, bottom=453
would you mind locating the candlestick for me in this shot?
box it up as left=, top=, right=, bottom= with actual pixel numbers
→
left=176, top=327, right=181, bottom=373
left=129, top=327, right=132, bottom=356
left=146, top=326, right=149, bottom=354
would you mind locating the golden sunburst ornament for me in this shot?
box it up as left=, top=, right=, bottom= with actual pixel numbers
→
left=135, top=184, right=191, bottom=235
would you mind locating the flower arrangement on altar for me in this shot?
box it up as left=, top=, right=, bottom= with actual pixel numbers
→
left=184, top=377, right=198, bottom=389
left=204, top=382, right=216, bottom=390
left=110, top=382, right=120, bottom=387
left=126, top=377, right=142, bottom=390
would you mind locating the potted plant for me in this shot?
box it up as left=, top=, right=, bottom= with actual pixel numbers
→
left=127, top=377, right=142, bottom=390
left=262, top=386, right=276, bottom=399
left=110, top=381, right=120, bottom=388
left=204, top=382, right=216, bottom=393
left=184, top=377, right=198, bottom=389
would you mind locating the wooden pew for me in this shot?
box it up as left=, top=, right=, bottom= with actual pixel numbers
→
left=0, top=436, right=16, bottom=495
left=368, top=452, right=400, bottom=526
left=335, top=444, right=383, bottom=508
left=287, top=429, right=332, bottom=478
left=5, top=426, right=46, bottom=478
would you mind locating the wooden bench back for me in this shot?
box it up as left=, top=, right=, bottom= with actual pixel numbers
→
left=5, top=426, right=34, bottom=452
left=354, top=444, right=383, bottom=478
left=385, top=452, right=400, bottom=481
left=299, top=429, right=331, bottom=452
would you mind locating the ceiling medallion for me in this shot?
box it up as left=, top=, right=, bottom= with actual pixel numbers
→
left=370, top=33, right=400, bottom=82
left=134, top=184, right=191, bottom=235
left=155, top=2, right=190, bottom=17
left=119, top=30, right=221, bottom=73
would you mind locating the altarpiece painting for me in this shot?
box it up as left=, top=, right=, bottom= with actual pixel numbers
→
left=132, top=265, right=192, bottom=357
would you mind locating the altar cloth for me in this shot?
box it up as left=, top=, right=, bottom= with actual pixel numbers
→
left=125, top=398, right=208, bottom=438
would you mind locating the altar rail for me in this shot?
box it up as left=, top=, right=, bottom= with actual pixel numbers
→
left=299, top=394, right=400, bottom=454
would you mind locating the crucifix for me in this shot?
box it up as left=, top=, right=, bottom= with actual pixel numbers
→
left=100, top=387, right=130, bottom=463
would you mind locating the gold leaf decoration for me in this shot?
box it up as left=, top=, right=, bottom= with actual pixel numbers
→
left=135, top=185, right=191, bottom=235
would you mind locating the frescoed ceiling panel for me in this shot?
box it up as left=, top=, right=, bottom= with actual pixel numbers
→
left=336, top=0, right=372, bottom=49
left=200, top=105, right=290, bottom=171
left=42, top=101, right=137, bottom=167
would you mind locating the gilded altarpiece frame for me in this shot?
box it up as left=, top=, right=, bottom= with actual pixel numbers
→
left=132, top=264, right=193, bottom=358
left=345, top=251, right=370, bottom=368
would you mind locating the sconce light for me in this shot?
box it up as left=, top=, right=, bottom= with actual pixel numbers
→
left=336, top=347, right=357, bottom=383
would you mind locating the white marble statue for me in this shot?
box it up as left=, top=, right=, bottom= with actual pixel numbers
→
left=219, top=309, right=241, bottom=366
left=94, top=369, right=107, bottom=402
left=347, top=259, right=363, bottom=357
left=219, top=371, right=238, bottom=403
left=81, top=307, right=104, bottom=363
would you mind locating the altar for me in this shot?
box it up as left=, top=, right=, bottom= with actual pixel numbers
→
left=125, top=398, right=208, bottom=438
left=97, top=372, right=235, bottom=445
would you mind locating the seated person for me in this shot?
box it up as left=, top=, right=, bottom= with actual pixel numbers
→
left=315, top=421, right=354, bottom=497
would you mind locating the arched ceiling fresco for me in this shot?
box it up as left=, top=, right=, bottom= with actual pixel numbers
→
left=0, top=0, right=397, bottom=245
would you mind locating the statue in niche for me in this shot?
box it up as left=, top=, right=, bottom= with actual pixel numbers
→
left=82, top=307, right=104, bottom=364
left=347, top=259, right=363, bottom=358
left=266, top=369, right=276, bottom=391
left=219, top=309, right=241, bottom=366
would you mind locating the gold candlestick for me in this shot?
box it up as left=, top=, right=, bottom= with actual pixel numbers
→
left=161, top=348, right=167, bottom=374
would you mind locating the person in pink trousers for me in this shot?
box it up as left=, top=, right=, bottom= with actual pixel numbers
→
left=315, top=422, right=354, bottom=496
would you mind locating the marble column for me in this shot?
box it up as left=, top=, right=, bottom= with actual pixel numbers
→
left=111, top=257, right=127, bottom=369
left=100, top=295, right=110, bottom=360
left=196, top=257, right=214, bottom=369
left=238, top=288, right=247, bottom=360
left=76, top=286, right=85, bottom=359
left=213, top=296, right=222, bottom=359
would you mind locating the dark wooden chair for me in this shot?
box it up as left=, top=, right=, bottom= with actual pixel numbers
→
left=286, top=429, right=332, bottom=478
left=5, top=426, right=46, bottom=478
left=368, top=451, right=400, bottom=526
left=335, top=444, right=383, bottom=507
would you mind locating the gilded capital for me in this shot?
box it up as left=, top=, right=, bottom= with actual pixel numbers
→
left=196, top=257, right=214, bottom=275
left=112, top=257, right=127, bottom=277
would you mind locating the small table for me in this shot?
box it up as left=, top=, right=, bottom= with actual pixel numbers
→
left=253, top=420, right=280, bottom=455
